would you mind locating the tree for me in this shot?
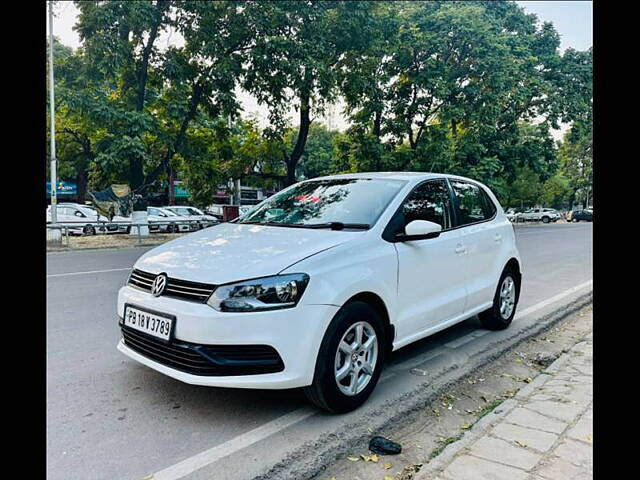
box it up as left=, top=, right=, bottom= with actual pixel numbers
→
left=242, top=0, right=376, bottom=185
left=507, top=165, right=541, bottom=209
left=558, top=122, right=592, bottom=208
left=74, top=1, right=256, bottom=197
left=292, top=123, right=340, bottom=179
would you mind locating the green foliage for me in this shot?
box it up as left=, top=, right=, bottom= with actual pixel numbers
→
left=558, top=120, right=592, bottom=207
left=48, top=1, right=591, bottom=208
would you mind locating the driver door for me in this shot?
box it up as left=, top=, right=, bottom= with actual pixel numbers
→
left=392, top=179, right=468, bottom=343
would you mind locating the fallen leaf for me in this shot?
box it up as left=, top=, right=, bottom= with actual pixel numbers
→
left=522, top=377, right=533, bottom=383
left=514, top=359, right=522, bottom=363
left=360, top=453, right=379, bottom=462
left=587, top=434, right=592, bottom=442
left=384, top=463, right=392, bottom=469
left=460, top=423, right=472, bottom=430
left=347, top=456, right=359, bottom=462
left=384, top=477, right=395, bottom=480
left=142, top=475, right=153, bottom=480
left=515, top=440, right=528, bottom=448
left=480, top=395, right=488, bottom=402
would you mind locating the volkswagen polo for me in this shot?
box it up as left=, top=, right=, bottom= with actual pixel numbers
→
left=117, top=172, right=522, bottom=412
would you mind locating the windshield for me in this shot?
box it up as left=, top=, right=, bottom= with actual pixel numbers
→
left=239, top=178, right=406, bottom=228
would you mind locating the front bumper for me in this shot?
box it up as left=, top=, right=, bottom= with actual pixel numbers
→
left=117, top=286, right=339, bottom=389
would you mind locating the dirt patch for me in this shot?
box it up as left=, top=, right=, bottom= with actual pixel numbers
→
left=47, top=232, right=187, bottom=251
left=315, top=305, right=593, bottom=480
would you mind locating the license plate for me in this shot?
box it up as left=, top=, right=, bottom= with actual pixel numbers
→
left=123, top=305, right=174, bottom=341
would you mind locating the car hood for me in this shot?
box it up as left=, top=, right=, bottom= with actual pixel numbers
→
left=134, top=222, right=360, bottom=284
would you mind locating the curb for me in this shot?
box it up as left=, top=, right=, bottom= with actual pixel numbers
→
left=416, top=398, right=519, bottom=479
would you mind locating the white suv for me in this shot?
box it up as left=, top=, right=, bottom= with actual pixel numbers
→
left=163, top=206, right=219, bottom=229
left=517, top=208, right=561, bottom=223
left=117, top=173, right=522, bottom=412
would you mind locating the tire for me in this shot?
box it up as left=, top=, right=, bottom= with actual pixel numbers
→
left=542, top=216, right=550, bottom=223
left=83, top=225, right=96, bottom=236
left=126, top=226, right=131, bottom=234
left=169, top=223, right=178, bottom=233
left=303, top=301, right=386, bottom=413
left=479, top=267, right=520, bottom=330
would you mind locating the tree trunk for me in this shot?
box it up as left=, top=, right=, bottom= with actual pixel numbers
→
left=168, top=167, right=175, bottom=205
left=285, top=90, right=311, bottom=186
left=76, top=167, right=88, bottom=204
left=130, top=1, right=167, bottom=193
left=373, top=109, right=382, bottom=138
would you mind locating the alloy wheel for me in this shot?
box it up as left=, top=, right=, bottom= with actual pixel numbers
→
left=334, top=321, right=378, bottom=396
left=499, top=276, right=516, bottom=319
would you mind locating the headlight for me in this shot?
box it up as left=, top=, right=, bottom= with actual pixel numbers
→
left=207, top=273, right=310, bottom=312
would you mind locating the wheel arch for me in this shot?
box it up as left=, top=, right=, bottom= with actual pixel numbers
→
left=342, top=292, right=394, bottom=356
left=504, top=257, right=522, bottom=300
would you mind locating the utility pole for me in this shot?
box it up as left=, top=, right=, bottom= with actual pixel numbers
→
left=48, top=1, right=58, bottom=223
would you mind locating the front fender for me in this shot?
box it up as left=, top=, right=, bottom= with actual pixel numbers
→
left=280, top=237, right=398, bottom=323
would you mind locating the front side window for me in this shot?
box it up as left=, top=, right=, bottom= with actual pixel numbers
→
left=239, top=178, right=407, bottom=228
left=401, top=180, right=453, bottom=230
left=450, top=180, right=493, bottom=226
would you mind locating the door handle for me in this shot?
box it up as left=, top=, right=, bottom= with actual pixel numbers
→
left=455, top=244, right=466, bottom=254
left=494, top=234, right=502, bottom=242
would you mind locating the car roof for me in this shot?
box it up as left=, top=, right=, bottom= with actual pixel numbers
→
left=310, top=171, right=487, bottom=185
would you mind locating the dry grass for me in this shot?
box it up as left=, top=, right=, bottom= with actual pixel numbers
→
left=48, top=232, right=187, bottom=251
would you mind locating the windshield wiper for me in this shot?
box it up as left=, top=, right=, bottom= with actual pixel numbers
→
left=238, top=221, right=370, bottom=230
left=302, top=222, right=370, bottom=230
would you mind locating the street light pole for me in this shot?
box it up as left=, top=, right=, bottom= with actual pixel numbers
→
left=48, top=1, right=58, bottom=223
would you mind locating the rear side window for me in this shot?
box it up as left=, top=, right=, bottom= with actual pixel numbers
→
left=480, top=190, right=497, bottom=218
left=450, top=180, right=494, bottom=226
left=402, top=179, right=453, bottom=230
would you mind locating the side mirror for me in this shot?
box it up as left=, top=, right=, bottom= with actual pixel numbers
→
left=395, top=220, right=442, bottom=242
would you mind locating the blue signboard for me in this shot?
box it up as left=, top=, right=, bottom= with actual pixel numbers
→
left=46, top=181, right=77, bottom=197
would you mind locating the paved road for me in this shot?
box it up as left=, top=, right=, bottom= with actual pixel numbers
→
left=46, top=222, right=592, bottom=480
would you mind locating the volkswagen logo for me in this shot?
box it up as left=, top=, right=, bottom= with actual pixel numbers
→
left=151, top=273, right=168, bottom=297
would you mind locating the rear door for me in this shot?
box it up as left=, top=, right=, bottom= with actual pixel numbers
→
left=391, top=179, right=468, bottom=342
left=449, top=179, right=502, bottom=310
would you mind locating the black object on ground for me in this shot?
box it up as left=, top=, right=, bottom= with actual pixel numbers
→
left=369, top=436, right=402, bottom=455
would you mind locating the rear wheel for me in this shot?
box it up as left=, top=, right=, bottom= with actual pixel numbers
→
left=303, top=301, right=386, bottom=413
left=479, top=267, right=520, bottom=330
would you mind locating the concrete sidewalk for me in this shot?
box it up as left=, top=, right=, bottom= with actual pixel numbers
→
left=417, top=333, right=593, bottom=480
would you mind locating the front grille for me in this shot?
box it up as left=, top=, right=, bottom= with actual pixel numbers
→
left=128, top=269, right=216, bottom=303
left=121, top=326, right=284, bottom=376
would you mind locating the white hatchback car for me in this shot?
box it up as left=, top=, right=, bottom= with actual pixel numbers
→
left=117, top=173, right=522, bottom=412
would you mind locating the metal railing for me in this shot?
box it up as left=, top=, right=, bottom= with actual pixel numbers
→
left=46, top=220, right=217, bottom=247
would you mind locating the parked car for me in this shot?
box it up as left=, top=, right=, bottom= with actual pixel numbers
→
left=516, top=207, right=561, bottom=223
left=570, top=209, right=593, bottom=222
left=147, top=207, right=198, bottom=233
left=118, top=172, right=522, bottom=413
left=504, top=208, right=519, bottom=223
left=162, top=206, right=219, bottom=229
left=47, top=203, right=110, bottom=235
left=204, top=204, right=225, bottom=221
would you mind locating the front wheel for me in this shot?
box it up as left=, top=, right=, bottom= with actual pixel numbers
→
left=542, top=216, right=550, bottom=223
left=303, top=301, right=386, bottom=413
left=83, top=225, right=96, bottom=236
left=479, top=268, right=520, bottom=330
